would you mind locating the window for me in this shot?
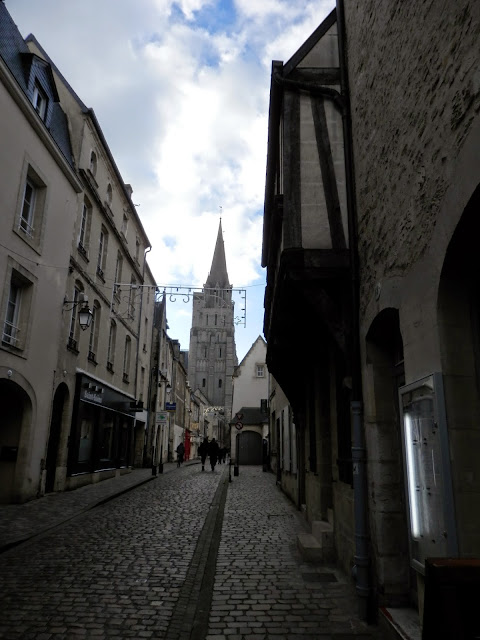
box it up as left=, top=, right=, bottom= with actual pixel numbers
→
left=19, top=179, right=36, bottom=238
left=3, top=282, right=20, bottom=347
left=97, top=226, right=108, bottom=279
left=135, top=237, right=140, bottom=263
left=218, top=378, right=222, bottom=388
left=121, top=213, right=128, bottom=239
left=67, top=284, right=83, bottom=353
left=140, top=367, right=146, bottom=402
left=88, top=302, right=100, bottom=363
left=2, top=264, right=34, bottom=352
left=107, top=320, right=116, bottom=370
left=89, top=151, right=97, bottom=176
left=204, top=346, right=207, bottom=358
left=202, top=378, right=206, bottom=388
left=114, top=252, right=123, bottom=297
left=16, top=166, right=47, bottom=247
left=123, top=335, right=131, bottom=382
left=128, top=277, right=136, bottom=319
left=106, top=183, right=113, bottom=205
left=219, top=347, right=222, bottom=357
left=143, top=318, right=148, bottom=352
left=78, top=200, right=92, bottom=256
left=256, top=365, right=265, bottom=378
left=32, top=82, right=47, bottom=120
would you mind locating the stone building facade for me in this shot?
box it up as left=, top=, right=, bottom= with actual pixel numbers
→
left=230, top=335, right=269, bottom=464
left=0, top=3, right=82, bottom=503
left=188, top=220, right=238, bottom=429
left=24, top=34, right=154, bottom=494
left=0, top=3, right=159, bottom=502
left=262, top=0, right=480, bottom=631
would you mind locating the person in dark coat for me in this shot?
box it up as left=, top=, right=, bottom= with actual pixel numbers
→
left=198, top=437, right=208, bottom=471
left=176, top=441, right=185, bottom=467
left=208, top=438, right=220, bottom=472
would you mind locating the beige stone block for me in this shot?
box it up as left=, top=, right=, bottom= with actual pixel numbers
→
left=297, top=533, right=323, bottom=562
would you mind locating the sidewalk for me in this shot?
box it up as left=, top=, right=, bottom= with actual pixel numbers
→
left=0, top=458, right=200, bottom=553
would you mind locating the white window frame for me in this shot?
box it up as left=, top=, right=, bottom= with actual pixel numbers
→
left=68, top=285, right=82, bottom=350
left=78, top=201, right=91, bottom=252
left=33, top=82, right=47, bottom=120
left=3, top=282, right=21, bottom=347
left=114, top=252, right=123, bottom=297
left=97, top=227, right=108, bottom=278
left=256, top=364, right=265, bottom=378
left=107, top=320, right=116, bottom=369
left=123, top=335, right=131, bottom=381
left=19, top=178, right=36, bottom=238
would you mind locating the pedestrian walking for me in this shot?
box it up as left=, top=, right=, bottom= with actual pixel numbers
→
left=221, top=447, right=227, bottom=464
left=208, top=437, right=220, bottom=472
left=198, top=437, right=208, bottom=471
left=176, top=441, right=185, bottom=467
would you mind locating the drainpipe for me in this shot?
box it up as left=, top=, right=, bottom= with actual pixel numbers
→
left=336, top=0, right=370, bottom=621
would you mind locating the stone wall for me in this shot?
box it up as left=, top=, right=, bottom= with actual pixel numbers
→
left=345, top=0, right=480, bottom=314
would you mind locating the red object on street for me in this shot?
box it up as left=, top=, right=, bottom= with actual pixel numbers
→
left=184, top=430, right=191, bottom=460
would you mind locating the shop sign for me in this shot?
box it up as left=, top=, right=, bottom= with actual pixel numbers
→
left=156, top=411, right=168, bottom=424
left=165, top=402, right=176, bottom=411
left=82, top=389, right=103, bottom=404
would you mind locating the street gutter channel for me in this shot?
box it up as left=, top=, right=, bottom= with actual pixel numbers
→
left=164, top=469, right=230, bottom=640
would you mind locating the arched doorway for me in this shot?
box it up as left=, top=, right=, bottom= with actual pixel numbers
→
left=45, top=383, right=69, bottom=493
left=365, top=308, right=412, bottom=607
left=237, top=430, right=262, bottom=465
left=0, top=379, right=32, bottom=504
left=438, top=183, right=480, bottom=558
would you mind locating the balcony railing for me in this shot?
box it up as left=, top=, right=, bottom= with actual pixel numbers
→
left=2, top=321, right=20, bottom=347
left=67, top=336, right=79, bottom=353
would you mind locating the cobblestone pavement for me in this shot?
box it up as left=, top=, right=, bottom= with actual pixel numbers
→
left=206, top=467, right=380, bottom=640
left=0, top=463, right=381, bottom=640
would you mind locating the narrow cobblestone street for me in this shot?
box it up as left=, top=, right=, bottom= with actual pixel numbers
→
left=0, top=464, right=380, bottom=640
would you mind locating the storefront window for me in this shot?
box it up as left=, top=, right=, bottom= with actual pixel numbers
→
left=78, top=404, right=94, bottom=464
left=118, top=418, right=130, bottom=466
left=99, top=411, right=115, bottom=464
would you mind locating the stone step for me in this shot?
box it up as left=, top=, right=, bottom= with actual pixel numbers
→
left=312, top=520, right=335, bottom=562
left=297, top=533, right=323, bottom=562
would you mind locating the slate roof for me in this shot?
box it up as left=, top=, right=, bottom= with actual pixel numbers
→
left=230, top=406, right=268, bottom=426
left=0, top=2, right=74, bottom=167
left=205, top=219, right=230, bottom=289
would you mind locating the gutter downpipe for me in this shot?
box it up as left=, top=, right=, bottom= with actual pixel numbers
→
left=336, top=0, right=371, bottom=622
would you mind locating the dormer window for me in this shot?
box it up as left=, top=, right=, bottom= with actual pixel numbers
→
left=32, top=82, right=47, bottom=120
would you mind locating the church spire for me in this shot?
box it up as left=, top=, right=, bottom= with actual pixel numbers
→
left=205, top=219, right=230, bottom=289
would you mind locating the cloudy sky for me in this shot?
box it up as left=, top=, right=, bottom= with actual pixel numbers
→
left=7, top=0, right=334, bottom=360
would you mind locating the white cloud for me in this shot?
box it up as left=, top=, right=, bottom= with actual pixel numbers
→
left=6, top=0, right=334, bottom=358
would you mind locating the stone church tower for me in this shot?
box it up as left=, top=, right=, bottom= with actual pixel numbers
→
left=188, top=220, right=238, bottom=424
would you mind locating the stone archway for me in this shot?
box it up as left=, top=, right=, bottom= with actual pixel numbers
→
left=437, top=183, right=480, bottom=558
left=365, top=308, right=412, bottom=607
left=0, top=379, right=32, bottom=504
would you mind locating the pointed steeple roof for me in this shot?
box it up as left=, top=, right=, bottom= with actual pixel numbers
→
left=205, top=219, right=230, bottom=288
